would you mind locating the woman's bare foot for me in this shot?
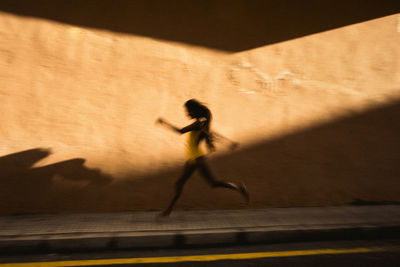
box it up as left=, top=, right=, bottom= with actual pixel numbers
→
left=159, top=208, right=172, bottom=217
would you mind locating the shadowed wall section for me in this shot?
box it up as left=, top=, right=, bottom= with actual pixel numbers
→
left=0, top=0, right=399, bottom=52
left=0, top=149, right=112, bottom=214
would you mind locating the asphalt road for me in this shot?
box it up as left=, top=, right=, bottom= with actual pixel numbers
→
left=0, top=240, right=399, bottom=266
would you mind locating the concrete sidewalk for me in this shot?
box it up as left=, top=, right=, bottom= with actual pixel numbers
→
left=0, top=205, right=399, bottom=253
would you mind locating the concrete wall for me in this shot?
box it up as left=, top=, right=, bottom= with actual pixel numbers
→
left=0, top=2, right=399, bottom=214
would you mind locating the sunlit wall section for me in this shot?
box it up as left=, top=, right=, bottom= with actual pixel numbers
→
left=0, top=12, right=228, bottom=178
left=219, top=14, right=400, bottom=145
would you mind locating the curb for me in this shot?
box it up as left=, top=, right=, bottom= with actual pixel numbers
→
left=1, top=224, right=399, bottom=253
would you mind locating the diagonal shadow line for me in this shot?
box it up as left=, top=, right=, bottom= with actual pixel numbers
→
left=0, top=0, right=399, bottom=52
left=123, top=99, right=400, bottom=213
left=1, top=99, right=399, bottom=215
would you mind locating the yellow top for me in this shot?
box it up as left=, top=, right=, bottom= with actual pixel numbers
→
left=186, top=130, right=204, bottom=163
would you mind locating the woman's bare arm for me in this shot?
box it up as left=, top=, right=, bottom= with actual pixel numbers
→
left=156, top=117, right=238, bottom=150
left=156, top=118, right=201, bottom=134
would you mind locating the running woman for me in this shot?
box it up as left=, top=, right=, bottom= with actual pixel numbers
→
left=156, top=99, right=249, bottom=216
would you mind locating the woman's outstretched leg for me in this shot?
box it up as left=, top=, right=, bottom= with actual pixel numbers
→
left=161, top=162, right=196, bottom=216
left=196, top=157, right=249, bottom=203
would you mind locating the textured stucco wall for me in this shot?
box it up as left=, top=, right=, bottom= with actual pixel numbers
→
left=0, top=8, right=399, bottom=214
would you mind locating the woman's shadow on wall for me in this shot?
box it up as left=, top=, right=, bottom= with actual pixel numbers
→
left=0, top=148, right=112, bottom=214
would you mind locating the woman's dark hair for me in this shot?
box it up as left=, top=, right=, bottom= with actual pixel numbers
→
left=184, top=99, right=214, bottom=149
left=184, top=99, right=211, bottom=121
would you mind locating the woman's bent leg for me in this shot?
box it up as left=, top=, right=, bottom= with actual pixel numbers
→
left=196, top=157, right=249, bottom=203
left=161, top=162, right=196, bottom=216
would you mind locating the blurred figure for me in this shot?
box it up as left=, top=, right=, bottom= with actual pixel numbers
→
left=157, top=99, right=249, bottom=217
